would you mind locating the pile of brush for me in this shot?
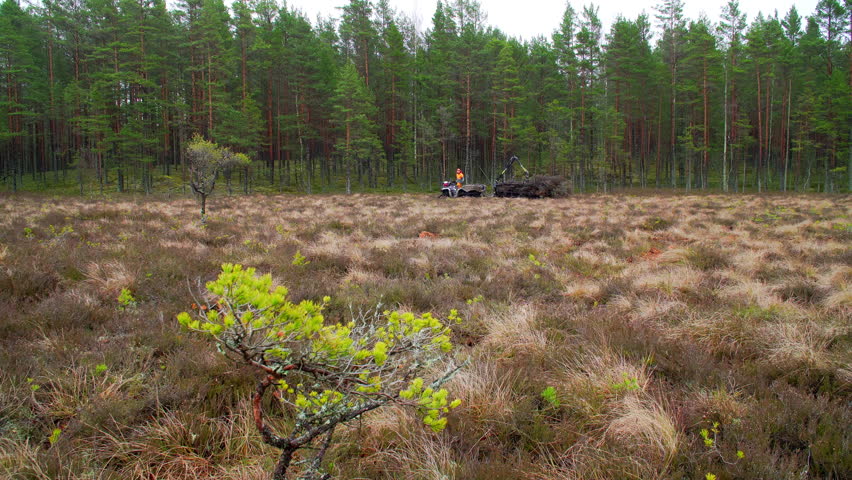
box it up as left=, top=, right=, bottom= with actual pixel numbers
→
left=494, top=175, right=568, bottom=198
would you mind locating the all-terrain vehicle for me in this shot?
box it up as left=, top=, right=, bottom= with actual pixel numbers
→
left=440, top=181, right=485, bottom=197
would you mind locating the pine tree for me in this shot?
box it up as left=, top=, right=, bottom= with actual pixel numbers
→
left=719, top=0, right=747, bottom=191
left=680, top=16, right=720, bottom=189
left=576, top=5, right=603, bottom=189
left=332, top=62, right=382, bottom=193
left=340, top=0, right=378, bottom=87
left=379, top=20, right=409, bottom=186
left=0, top=0, right=43, bottom=191
left=655, top=0, right=686, bottom=187
left=553, top=2, right=581, bottom=185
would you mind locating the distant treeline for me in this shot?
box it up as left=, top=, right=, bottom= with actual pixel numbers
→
left=0, top=0, right=850, bottom=194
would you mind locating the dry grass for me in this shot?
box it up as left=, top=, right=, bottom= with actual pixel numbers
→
left=0, top=191, right=849, bottom=479
left=603, top=396, right=681, bottom=472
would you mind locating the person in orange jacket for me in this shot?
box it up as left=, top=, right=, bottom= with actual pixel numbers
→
left=455, top=168, right=465, bottom=188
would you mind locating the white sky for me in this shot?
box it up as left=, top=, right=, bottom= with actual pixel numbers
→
left=285, top=0, right=820, bottom=40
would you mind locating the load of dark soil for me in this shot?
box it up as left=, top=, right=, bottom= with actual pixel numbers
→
left=494, top=175, right=568, bottom=198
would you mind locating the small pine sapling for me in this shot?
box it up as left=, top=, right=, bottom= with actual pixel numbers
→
left=178, top=264, right=463, bottom=480
left=117, top=288, right=137, bottom=310
left=186, top=135, right=250, bottom=223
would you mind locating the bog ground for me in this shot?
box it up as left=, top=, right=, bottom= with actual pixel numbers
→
left=0, top=192, right=850, bottom=479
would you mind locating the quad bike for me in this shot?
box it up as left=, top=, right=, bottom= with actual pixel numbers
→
left=440, top=181, right=485, bottom=197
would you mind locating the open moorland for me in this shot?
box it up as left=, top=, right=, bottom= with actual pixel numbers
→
left=0, top=193, right=850, bottom=479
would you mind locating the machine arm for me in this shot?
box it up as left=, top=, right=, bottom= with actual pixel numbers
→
left=495, top=155, right=530, bottom=182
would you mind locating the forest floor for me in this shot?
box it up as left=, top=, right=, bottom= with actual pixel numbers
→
left=0, top=192, right=850, bottom=479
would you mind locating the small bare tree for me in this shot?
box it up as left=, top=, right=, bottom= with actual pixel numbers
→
left=178, top=264, right=463, bottom=480
left=186, top=135, right=249, bottom=222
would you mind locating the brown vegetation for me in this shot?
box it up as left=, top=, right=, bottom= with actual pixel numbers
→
left=0, top=192, right=849, bottom=479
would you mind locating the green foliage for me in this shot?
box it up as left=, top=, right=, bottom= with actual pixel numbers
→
left=610, top=373, right=641, bottom=393
left=331, top=62, right=383, bottom=191
left=291, top=250, right=310, bottom=266
left=700, top=423, right=718, bottom=447
left=117, top=288, right=137, bottom=310
left=540, top=386, right=560, bottom=407
left=466, top=295, right=484, bottom=305
left=178, top=263, right=462, bottom=476
left=48, top=225, right=74, bottom=238
left=48, top=428, right=62, bottom=446
left=26, top=378, right=39, bottom=392
left=399, top=377, right=461, bottom=432
left=641, top=217, right=672, bottom=231
left=242, top=239, right=269, bottom=253
left=528, top=253, right=544, bottom=267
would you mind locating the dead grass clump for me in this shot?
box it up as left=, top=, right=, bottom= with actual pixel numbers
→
left=817, top=266, right=851, bottom=310
left=719, top=277, right=784, bottom=310
left=336, top=405, right=426, bottom=477
left=366, top=425, right=460, bottom=480
left=84, top=260, right=137, bottom=299
left=30, top=288, right=110, bottom=332
left=773, top=275, right=825, bottom=304
left=481, top=305, right=548, bottom=360
left=823, top=286, right=852, bottom=309
left=0, top=438, right=55, bottom=480
left=561, top=279, right=604, bottom=302
left=94, top=412, right=245, bottom=478
left=26, top=363, right=144, bottom=431
left=640, top=216, right=673, bottom=231
left=0, top=263, right=60, bottom=302
left=672, top=312, right=764, bottom=359
left=685, top=244, right=731, bottom=271
left=560, top=250, right=623, bottom=279
left=448, top=360, right=517, bottom=423
left=687, top=386, right=749, bottom=426
left=633, top=296, right=688, bottom=324
left=603, top=396, right=681, bottom=472
left=759, top=321, right=838, bottom=374
left=537, top=394, right=680, bottom=480
left=657, top=246, right=692, bottom=264
left=632, top=266, right=704, bottom=296
left=554, top=349, right=650, bottom=420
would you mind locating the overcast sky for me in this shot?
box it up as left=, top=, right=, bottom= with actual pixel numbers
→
left=285, top=0, right=820, bottom=40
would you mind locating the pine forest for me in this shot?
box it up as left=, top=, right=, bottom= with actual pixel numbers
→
left=0, top=0, right=850, bottom=194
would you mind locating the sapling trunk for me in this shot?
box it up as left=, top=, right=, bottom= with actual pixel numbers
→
left=272, top=446, right=297, bottom=480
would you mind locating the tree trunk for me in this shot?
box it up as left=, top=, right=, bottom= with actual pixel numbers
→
left=756, top=65, right=763, bottom=192
left=784, top=80, right=791, bottom=191
left=465, top=73, right=471, bottom=180
left=272, top=446, right=298, bottom=480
